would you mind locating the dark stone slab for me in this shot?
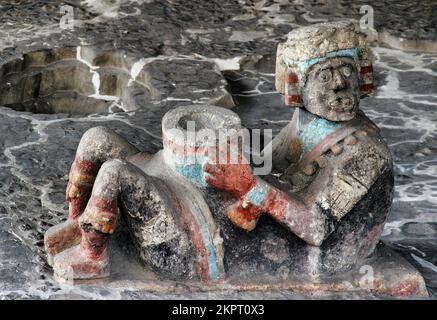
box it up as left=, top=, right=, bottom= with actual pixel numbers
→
left=45, top=238, right=428, bottom=299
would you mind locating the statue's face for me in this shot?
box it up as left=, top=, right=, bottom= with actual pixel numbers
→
left=302, top=57, right=360, bottom=121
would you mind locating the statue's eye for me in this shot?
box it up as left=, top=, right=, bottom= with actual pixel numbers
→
left=342, top=65, right=352, bottom=77
left=318, top=70, right=332, bottom=83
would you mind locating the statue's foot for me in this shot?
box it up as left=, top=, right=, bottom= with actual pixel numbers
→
left=52, top=244, right=109, bottom=280
left=44, top=219, right=81, bottom=266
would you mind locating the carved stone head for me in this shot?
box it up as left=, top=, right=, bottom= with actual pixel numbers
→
left=275, top=21, right=374, bottom=121
left=302, top=56, right=360, bottom=121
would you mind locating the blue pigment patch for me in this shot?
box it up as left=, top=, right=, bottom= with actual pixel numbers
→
left=173, top=154, right=209, bottom=187
left=172, top=154, right=222, bottom=280
left=176, top=163, right=207, bottom=187
left=206, top=242, right=220, bottom=280
left=187, top=188, right=222, bottom=281
left=246, top=179, right=269, bottom=206
left=298, top=117, right=343, bottom=154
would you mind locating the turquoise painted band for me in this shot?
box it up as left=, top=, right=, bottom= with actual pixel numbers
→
left=246, top=178, right=270, bottom=206
left=174, top=154, right=209, bottom=187
left=286, top=48, right=361, bottom=85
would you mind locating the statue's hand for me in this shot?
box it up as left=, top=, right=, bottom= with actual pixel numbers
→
left=227, top=200, right=263, bottom=232
left=203, top=154, right=256, bottom=198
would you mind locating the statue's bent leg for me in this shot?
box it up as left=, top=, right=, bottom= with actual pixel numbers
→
left=52, top=159, right=193, bottom=280
left=44, top=127, right=139, bottom=265
left=68, top=126, right=140, bottom=220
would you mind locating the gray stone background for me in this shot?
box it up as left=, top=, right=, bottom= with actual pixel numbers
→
left=0, top=0, right=435, bottom=299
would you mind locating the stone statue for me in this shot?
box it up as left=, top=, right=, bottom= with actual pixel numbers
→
left=44, top=21, right=427, bottom=297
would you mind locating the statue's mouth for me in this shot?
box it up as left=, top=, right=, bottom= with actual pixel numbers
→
left=328, top=94, right=356, bottom=113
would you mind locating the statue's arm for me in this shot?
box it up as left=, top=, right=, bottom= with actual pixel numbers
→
left=204, top=160, right=329, bottom=246
left=207, top=132, right=392, bottom=247
left=232, top=177, right=330, bottom=246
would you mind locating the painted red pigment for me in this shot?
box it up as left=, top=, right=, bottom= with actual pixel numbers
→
left=204, top=160, right=256, bottom=198
left=70, top=157, right=100, bottom=181
left=227, top=200, right=263, bottom=231
left=285, top=95, right=302, bottom=106
left=163, top=183, right=212, bottom=283
left=360, top=65, right=373, bottom=74
left=360, top=83, right=374, bottom=93
left=389, top=278, right=424, bottom=297
left=263, top=188, right=289, bottom=221
left=358, top=223, right=385, bottom=258
left=68, top=192, right=91, bottom=219
left=286, top=72, right=299, bottom=83
left=82, top=197, right=119, bottom=234
left=80, top=229, right=109, bottom=261
left=163, top=134, right=212, bottom=156
left=67, top=157, right=101, bottom=219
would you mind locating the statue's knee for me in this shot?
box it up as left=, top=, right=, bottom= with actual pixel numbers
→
left=99, top=159, right=127, bottom=176
left=81, top=126, right=115, bottom=144
left=97, top=159, right=142, bottom=185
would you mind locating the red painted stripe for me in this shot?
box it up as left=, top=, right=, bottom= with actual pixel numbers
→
left=361, top=83, right=374, bottom=93
left=285, top=94, right=302, bottom=106
left=80, top=196, right=119, bottom=233
left=68, top=158, right=101, bottom=219
left=163, top=133, right=214, bottom=157
left=360, top=65, right=373, bottom=74
left=71, top=157, right=100, bottom=177
left=88, top=197, right=118, bottom=214
left=162, top=183, right=211, bottom=282
left=361, top=73, right=373, bottom=83
left=264, top=188, right=289, bottom=221
left=286, top=72, right=299, bottom=83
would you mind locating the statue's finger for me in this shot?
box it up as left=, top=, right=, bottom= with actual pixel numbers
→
left=205, top=174, right=219, bottom=186
left=203, top=162, right=220, bottom=175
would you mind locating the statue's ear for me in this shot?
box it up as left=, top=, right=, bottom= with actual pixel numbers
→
left=360, top=61, right=374, bottom=97
left=275, top=43, right=302, bottom=107
left=284, top=69, right=302, bottom=107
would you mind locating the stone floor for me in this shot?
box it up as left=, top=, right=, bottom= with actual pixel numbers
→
left=0, top=0, right=435, bottom=299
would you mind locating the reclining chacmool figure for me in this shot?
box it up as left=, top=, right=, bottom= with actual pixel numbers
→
left=44, top=22, right=425, bottom=295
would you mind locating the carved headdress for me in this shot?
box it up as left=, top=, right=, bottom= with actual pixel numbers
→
left=276, top=21, right=374, bottom=107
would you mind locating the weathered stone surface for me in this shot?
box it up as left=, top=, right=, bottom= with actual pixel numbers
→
left=0, top=47, right=234, bottom=114
left=42, top=238, right=430, bottom=298
left=0, top=0, right=435, bottom=299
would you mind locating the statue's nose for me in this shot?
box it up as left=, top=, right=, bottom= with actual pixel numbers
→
left=332, top=69, right=346, bottom=91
